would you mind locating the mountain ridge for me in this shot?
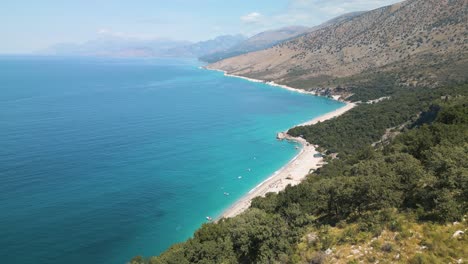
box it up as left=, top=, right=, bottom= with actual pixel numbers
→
left=200, top=11, right=367, bottom=63
left=199, top=26, right=312, bottom=63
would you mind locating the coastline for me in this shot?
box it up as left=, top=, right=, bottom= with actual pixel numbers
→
left=205, top=67, right=356, bottom=219
left=205, top=67, right=320, bottom=96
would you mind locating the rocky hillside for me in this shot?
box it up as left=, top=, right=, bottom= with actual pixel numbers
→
left=209, top=0, right=468, bottom=94
left=201, top=12, right=366, bottom=63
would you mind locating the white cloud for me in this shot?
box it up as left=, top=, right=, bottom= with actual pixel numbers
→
left=247, top=0, right=403, bottom=29
left=237, top=0, right=404, bottom=37
left=285, top=0, right=403, bottom=18
left=240, top=12, right=263, bottom=24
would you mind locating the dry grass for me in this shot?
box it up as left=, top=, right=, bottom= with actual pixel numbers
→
left=294, top=212, right=467, bottom=264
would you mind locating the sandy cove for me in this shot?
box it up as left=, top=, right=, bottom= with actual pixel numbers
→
left=205, top=67, right=356, bottom=219
left=219, top=103, right=355, bottom=219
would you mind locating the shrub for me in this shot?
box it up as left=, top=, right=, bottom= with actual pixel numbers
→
left=381, top=243, right=393, bottom=253
left=309, top=252, right=327, bottom=264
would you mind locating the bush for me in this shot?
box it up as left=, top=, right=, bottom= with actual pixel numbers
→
left=309, top=252, right=327, bottom=264
left=381, top=243, right=393, bottom=253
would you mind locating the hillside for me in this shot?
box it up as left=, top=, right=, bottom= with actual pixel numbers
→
left=201, top=12, right=366, bottom=63
left=209, top=0, right=468, bottom=98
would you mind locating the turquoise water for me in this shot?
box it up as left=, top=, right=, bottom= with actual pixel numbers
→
left=0, top=56, right=344, bottom=264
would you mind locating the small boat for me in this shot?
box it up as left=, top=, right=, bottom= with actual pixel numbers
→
left=224, top=192, right=230, bottom=196
left=206, top=216, right=213, bottom=221
left=238, top=176, right=242, bottom=179
left=247, top=168, right=251, bottom=172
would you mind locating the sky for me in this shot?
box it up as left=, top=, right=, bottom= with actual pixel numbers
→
left=1, top=0, right=402, bottom=53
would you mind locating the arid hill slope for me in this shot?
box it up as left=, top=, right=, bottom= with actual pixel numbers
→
left=210, top=0, right=467, bottom=91
left=200, top=12, right=366, bottom=63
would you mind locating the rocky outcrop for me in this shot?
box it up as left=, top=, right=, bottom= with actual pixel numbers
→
left=276, top=132, right=287, bottom=140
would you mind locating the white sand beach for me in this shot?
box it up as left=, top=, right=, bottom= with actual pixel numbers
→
left=206, top=67, right=356, bottom=219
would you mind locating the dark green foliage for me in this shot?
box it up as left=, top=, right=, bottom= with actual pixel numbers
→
left=287, top=72, right=402, bottom=102
left=141, top=209, right=295, bottom=264
left=289, top=85, right=468, bottom=155
left=346, top=73, right=401, bottom=102
left=150, top=244, right=190, bottom=264
left=137, top=84, right=467, bottom=263
left=285, top=96, right=467, bottom=224
left=435, top=101, right=468, bottom=124
left=289, top=93, right=424, bottom=155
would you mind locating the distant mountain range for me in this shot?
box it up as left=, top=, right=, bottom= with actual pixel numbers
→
left=164, top=34, right=247, bottom=58
left=209, top=0, right=467, bottom=90
left=41, top=11, right=366, bottom=60
left=41, top=35, right=246, bottom=58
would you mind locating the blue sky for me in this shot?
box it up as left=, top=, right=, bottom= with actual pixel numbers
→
left=1, top=0, right=402, bottom=53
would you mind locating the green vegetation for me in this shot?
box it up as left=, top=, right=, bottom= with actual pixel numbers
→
left=289, top=84, right=468, bottom=155
left=132, top=84, right=467, bottom=263
left=287, top=72, right=403, bottom=102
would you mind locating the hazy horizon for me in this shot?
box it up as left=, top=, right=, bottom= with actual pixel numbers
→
left=2, top=0, right=403, bottom=54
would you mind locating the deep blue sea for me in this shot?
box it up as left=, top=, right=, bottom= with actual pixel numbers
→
left=0, top=56, right=344, bottom=264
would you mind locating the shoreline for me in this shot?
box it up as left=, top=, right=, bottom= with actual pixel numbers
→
left=205, top=67, right=320, bottom=96
left=205, top=67, right=356, bottom=219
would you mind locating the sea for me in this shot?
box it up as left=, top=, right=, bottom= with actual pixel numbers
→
left=0, top=56, right=344, bottom=264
